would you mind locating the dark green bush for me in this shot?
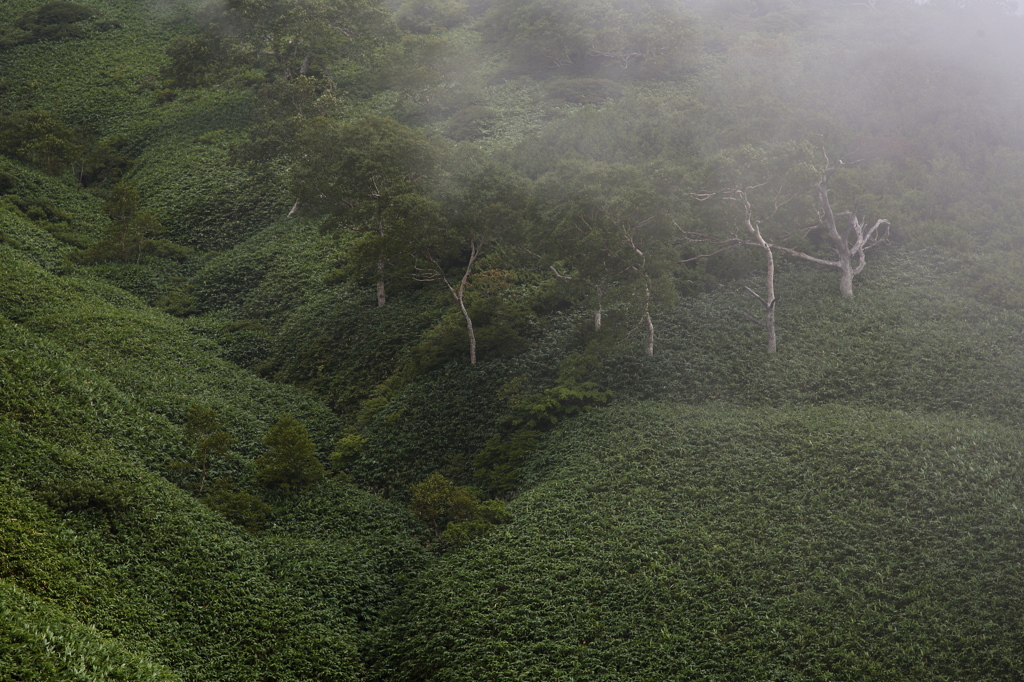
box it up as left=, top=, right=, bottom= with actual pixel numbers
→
left=2, top=2, right=95, bottom=48
left=38, top=479, right=130, bottom=516
left=202, top=486, right=272, bottom=531
left=256, top=415, right=326, bottom=494
left=409, top=473, right=510, bottom=549
left=161, top=33, right=233, bottom=89
left=472, top=428, right=541, bottom=496
left=0, top=110, right=80, bottom=175
left=17, top=2, right=94, bottom=29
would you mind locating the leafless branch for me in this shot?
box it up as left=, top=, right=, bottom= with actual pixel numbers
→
left=743, top=311, right=766, bottom=327
left=744, top=286, right=767, bottom=306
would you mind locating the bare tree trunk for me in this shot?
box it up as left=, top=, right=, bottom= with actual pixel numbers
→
left=735, top=189, right=778, bottom=353
left=428, top=239, right=483, bottom=365
left=458, top=295, right=477, bottom=365
left=642, top=282, right=654, bottom=357
left=763, top=242, right=777, bottom=353
left=772, top=153, right=889, bottom=298
left=839, top=264, right=854, bottom=298
left=376, top=253, right=386, bottom=307
left=595, top=302, right=602, bottom=333
left=644, top=312, right=654, bottom=357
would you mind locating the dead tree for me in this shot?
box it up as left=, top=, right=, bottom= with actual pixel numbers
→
left=681, top=184, right=790, bottom=353
left=773, top=152, right=890, bottom=298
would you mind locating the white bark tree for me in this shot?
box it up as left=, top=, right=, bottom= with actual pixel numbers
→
left=417, top=239, right=484, bottom=365
left=773, top=152, right=890, bottom=298
left=682, top=184, right=788, bottom=353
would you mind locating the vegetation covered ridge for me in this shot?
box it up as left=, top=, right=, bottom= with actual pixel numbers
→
left=3, top=0, right=1024, bottom=679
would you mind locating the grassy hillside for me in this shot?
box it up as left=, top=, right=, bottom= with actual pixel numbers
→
left=0, top=200, right=425, bottom=680
left=4, top=0, right=1024, bottom=678
left=371, top=402, right=1024, bottom=680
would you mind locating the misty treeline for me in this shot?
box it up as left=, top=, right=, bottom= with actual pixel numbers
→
left=42, top=0, right=1024, bottom=358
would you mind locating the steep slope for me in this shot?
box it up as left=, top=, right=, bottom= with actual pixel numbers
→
left=0, top=202, right=425, bottom=680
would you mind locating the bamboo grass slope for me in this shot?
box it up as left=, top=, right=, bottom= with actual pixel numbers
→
left=4, top=0, right=1024, bottom=679
left=371, top=403, right=1024, bottom=680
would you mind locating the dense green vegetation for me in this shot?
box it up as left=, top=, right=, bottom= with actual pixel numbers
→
left=3, top=0, right=1024, bottom=679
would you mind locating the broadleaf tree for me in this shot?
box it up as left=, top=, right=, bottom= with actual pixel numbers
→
left=535, top=160, right=677, bottom=356
left=413, top=150, right=532, bottom=365
left=293, top=114, right=440, bottom=306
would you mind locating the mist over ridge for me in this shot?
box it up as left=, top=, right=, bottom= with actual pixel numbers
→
left=3, top=0, right=1024, bottom=679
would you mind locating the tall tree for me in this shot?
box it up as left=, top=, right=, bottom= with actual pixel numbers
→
left=535, top=161, right=676, bottom=356
left=224, top=0, right=395, bottom=80
left=414, top=152, right=531, bottom=365
left=684, top=183, right=794, bottom=353
left=292, top=115, right=440, bottom=306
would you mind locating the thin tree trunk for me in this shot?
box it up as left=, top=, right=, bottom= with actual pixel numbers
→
left=644, top=312, right=654, bottom=357
left=376, top=253, right=386, bottom=307
left=431, top=239, right=482, bottom=365
left=643, top=283, right=654, bottom=357
left=458, top=296, right=477, bottom=365
left=763, top=242, right=777, bottom=353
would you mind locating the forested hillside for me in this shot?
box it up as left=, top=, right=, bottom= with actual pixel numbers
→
left=3, top=0, right=1024, bottom=679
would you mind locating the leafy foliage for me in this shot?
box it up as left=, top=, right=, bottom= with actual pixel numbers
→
left=256, top=415, right=327, bottom=493
left=409, top=472, right=509, bottom=548
left=1, top=2, right=98, bottom=49
left=482, top=0, right=695, bottom=77
left=372, top=403, right=1024, bottom=680
left=6, top=0, right=1024, bottom=678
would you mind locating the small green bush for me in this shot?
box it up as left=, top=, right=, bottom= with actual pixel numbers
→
left=38, top=479, right=130, bottom=516
left=18, top=2, right=94, bottom=29
left=255, top=415, right=326, bottom=494
left=2, top=2, right=95, bottom=49
left=409, top=473, right=510, bottom=548
left=505, top=380, right=612, bottom=430
left=202, top=487, right=272, bottom=531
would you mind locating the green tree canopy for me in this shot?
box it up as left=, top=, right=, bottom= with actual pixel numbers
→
left=483, top=0, right=695, bottom=76
left=225, top=0, right=396, bottom=79
left=255, top=414, right=325, bottom=493
left=293, top=114, right=441, bottom=305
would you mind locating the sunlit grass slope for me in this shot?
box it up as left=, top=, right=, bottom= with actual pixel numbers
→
left=372, top=402, right=1024, bottom=680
